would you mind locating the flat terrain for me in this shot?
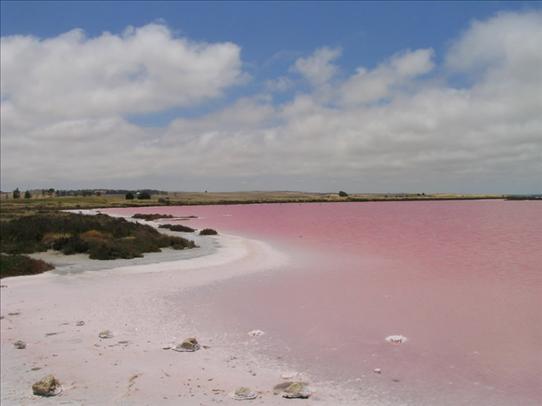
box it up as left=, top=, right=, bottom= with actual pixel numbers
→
left=2, top=230, right=354, bottom=405
left=0, top=191, right=504, bottom=221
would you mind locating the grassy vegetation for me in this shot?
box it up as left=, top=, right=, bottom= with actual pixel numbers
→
left=0, top=254, right=54, bottom=278
left=164, top=191, right=505, bottom=205
left=199, top=228, right=218, bottom=236
left=132, top=213, right=174, bottom=221
left=0, top=195, right=167, bottom=222
left=159, top=224, right=196, bottom=233
left=0, top=212, right=196, bottom=261
left=0, top=192, right=506, bottom=222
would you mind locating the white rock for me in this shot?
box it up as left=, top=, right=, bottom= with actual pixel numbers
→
left=172, top=337, right=200, bottom=352
left=247, top=329, right=265, bottom=337
left=385, top=335, right=407, bottom=344
left=230, top=387, right=257, bottom=400
left=98, top=330, right=113, bottom=339
left=281, top=382, right=311, bottom=399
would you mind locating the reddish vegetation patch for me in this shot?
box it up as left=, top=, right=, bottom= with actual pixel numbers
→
left=80, top=230, right=112, bottom=242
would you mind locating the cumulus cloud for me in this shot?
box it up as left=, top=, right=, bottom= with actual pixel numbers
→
left=446, top=11, right=542, bottom=79
left=292, top=46, right=341, bottom=86
left=1, top=24, right=243, bottom=119
left=340, top=49, right=434, bottom=105
left=1, top=12, right=541, bottom=193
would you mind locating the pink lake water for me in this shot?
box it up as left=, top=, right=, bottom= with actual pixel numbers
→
left=105, top=201, right=542, bottom=405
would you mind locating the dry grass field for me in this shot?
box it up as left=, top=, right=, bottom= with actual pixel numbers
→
left=0, top=191, right=505, bottom=222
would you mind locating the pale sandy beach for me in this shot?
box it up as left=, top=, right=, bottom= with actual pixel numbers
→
left=0, top=214, right=365, bottom=405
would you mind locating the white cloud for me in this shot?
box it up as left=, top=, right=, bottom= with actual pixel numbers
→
left=446, top=11, right=542, bottom=79
left=1, top=12, right=541, bottom=193
left=340, top=48, right=434, bottom=105
left=264, top=76, right=293, bottom=93
left=0, top=24, right=243, bottom=119
left=292, top=46, right=341, bottom=86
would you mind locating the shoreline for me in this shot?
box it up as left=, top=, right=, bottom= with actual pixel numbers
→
left=0, top=211, right=364, bottom=405
left=26, top=209, right=222, bottom=275
left=0, top=195, right=514, bottom=223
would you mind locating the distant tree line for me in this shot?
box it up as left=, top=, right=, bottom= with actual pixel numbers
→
left=505, top=194, right=542, bottom=200
left=5, top=188, right=167, bottom=199
left=55, top=189, right=166, bottom=197
left=125, top=191, right=155, bottom=200
left=10, top=188, right=32, bottom=199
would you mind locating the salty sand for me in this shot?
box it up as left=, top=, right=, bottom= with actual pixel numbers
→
left=0, top=214, right=364, bottom=405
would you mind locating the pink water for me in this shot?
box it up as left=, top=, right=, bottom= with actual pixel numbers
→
left=105, top=201, right=542, bottom=405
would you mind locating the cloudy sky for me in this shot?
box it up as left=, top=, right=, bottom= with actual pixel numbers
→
left=1, top=2, right=541, bottom=193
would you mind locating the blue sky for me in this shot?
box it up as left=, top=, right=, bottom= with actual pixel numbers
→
left=2, top=2, right=535, bottom=57
left=1, top=1, right=541, bottom=192
left=2, top=2, right=536, bottom=75
left=2, top=1, right=536, bottom=117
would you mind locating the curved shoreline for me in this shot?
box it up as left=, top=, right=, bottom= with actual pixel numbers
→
left=0, top=210, right=379, bottom=405
left=2, top=211, right=350, bottom=405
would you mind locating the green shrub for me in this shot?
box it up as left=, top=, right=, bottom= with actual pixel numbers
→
left=88, top=241, right=142, bottom=260
left=0, top=213, right=195, bottom=260
left=199, top=228, right=218, bottom=236
left=137, top=192, right=151, bottom=200
left=159, top=224, right=196, bottom=232
left=166, top=236, right=196, bottom=249
left=52, top=236, right=89, bottom=255
left=0, top=254, right=54, bottom=278
left=132, top=213, right=174, bottom=221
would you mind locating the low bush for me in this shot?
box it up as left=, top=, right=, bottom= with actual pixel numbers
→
left=42, top=232, right=72, bottom=246
left=158, top=224, right=196, bottom=232
left=0, top=254, right=54, bottom=278
left=0, top=213, right=196, bottom=261
left=199, top=228, right=218, bottom=235
left=137, top=192, right=151, bottom=200
left=132, top=213, right=174, bottom=221
left=52, top=235, right=89, bottom=255
left=80, top=229, right=112, bottom=242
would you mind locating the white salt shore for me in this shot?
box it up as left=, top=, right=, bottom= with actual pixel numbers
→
left=0, top=213, right=368, bottom=405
